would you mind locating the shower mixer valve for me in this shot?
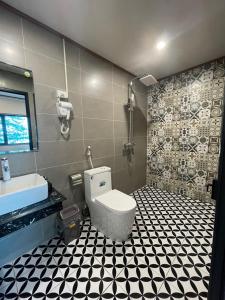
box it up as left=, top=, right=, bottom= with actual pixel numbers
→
left=123, top=142, right=135, bottom=156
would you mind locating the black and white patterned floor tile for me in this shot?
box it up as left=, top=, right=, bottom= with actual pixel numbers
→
left=0, top=186, right=215, bottom=299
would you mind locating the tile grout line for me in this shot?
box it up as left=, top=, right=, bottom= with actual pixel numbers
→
left=78, top=47, right=87, bottom=160
left=23, top=46, right=64, bottom=64
left=112, top=65, right=116, bottom=166
left=21, top=17, right=38, bottom=173
left=20, top=17, right=26, bottom=67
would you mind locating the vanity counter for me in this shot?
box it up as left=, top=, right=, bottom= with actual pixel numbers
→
left=0, top=188, right=65, bottom=238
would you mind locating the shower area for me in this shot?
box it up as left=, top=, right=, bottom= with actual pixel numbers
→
left=124, top=74, right=157, bottom=161
left=146, top=58, right=225, bottom=202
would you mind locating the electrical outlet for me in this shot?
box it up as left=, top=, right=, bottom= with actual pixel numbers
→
left=56, top=89, right=68, bottom=99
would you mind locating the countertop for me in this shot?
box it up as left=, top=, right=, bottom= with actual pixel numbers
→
left=0, top=188, right=65, bottom=237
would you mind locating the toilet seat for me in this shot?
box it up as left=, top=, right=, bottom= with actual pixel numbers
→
left=95, top=189, right=136, bottom=213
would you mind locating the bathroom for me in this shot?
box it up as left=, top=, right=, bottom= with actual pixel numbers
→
left=0, top=0, right=224, bottom=299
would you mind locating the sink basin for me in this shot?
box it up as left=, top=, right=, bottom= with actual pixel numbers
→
left=0, top=173, right=48, bottom=216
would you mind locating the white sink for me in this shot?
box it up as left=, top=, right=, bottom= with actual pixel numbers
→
left=0, top=173, right=48, bottom=216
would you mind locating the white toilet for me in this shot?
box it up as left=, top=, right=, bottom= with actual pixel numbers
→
left=84, top=166, right=136, bottom=241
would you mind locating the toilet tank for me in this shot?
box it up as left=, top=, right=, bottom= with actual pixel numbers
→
left=84, top=166, right=112, bottom=202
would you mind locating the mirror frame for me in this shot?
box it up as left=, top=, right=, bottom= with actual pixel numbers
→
left=0, top=61, right=38, bottom=154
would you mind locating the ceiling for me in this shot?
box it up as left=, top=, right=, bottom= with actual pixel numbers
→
left=3, top=0, right=225, bottom=78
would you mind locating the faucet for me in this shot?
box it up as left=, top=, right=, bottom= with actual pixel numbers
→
left=1, top=157, right=11, bottom=181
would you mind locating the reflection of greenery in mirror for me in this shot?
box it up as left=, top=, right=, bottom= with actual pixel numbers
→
left=0, top=90, right=31, bottom=153
left=0, top=61, right=38, bottom=154
left=4, top=115, right=29, bottom=144
left=0, top=118, right=4, bottom=143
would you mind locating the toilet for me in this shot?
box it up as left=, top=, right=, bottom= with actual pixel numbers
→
left=84, top=166, right=136, bottom=241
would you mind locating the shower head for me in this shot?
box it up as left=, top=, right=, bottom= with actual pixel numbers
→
left=139, top=74, right=158, bottom=86
left=129, top=73, right=158, bottom=87
left=128, top=73, right=157, bottom=110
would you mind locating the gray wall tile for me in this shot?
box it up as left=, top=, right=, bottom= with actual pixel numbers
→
left=0, top=37, right=25, bottom=67
left=114, top=155, right=130, bottom=172
left=83, top=118, right=113, bottom=139
left=65, top=40, right=80, bottom=68
left=133, top=109, right=147, bottom=137
left=0, top=7, right=23, bottom=45
left=69, top=91, right=82, bottom=117
left=35, top=84, right=58, bottom=114
left=83, top=96, right=113, bottom=120
left=84, top=139, right=114, bottom=159
left=67, top=66, right=81, bottom=93
left=114, top=102, right=128, bottom=122
left=81, top=71, right=113, bottom=102
left=80, top=48, right=112, bottom=83
left=132, top=165, right=146, bottom=190
left=37, top=114, right=61, bottom=141
left=134, top=136, right=147, bottom=167
left=114, top=121, right=129, bottom=138
left=38, top=161, right=85, bottom=191
left=69, top=117, right=84, bottom=140
left=23, top=19, right=63, bottom=62
left=36, top=140, right=84, bottom=169
left=112, top=168, right=134, bottom=194
left=113, top=66, right=132, bottom=87
left=113, top=84, right=127, bottom=104
left=25, top=49, right=65, bottom=89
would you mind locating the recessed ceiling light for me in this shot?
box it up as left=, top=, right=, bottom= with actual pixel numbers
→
left=156, top=40, right=166, bottom=50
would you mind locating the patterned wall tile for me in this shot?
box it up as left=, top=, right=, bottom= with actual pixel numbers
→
left=147, top=58, right=225, bottom=202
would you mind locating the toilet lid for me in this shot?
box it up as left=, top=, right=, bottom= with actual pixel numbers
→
left=95, top=189, right=136, bottom=212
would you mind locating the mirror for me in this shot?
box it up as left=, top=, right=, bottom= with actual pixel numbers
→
left=0, top=61, right=38, bottom=154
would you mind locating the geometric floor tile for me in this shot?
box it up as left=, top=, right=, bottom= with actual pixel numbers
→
left=115, top=256, right=165, bottom=299
left=0, top=282, right=18, bottom=300
left=156, top=278, right=209, bottom=300
left=0, top=264, right=16, bottom=289
left=0, top=185, right=215, bottom=299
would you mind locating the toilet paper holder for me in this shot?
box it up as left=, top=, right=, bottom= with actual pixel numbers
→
left=69, top=173, right=83, bottom=187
